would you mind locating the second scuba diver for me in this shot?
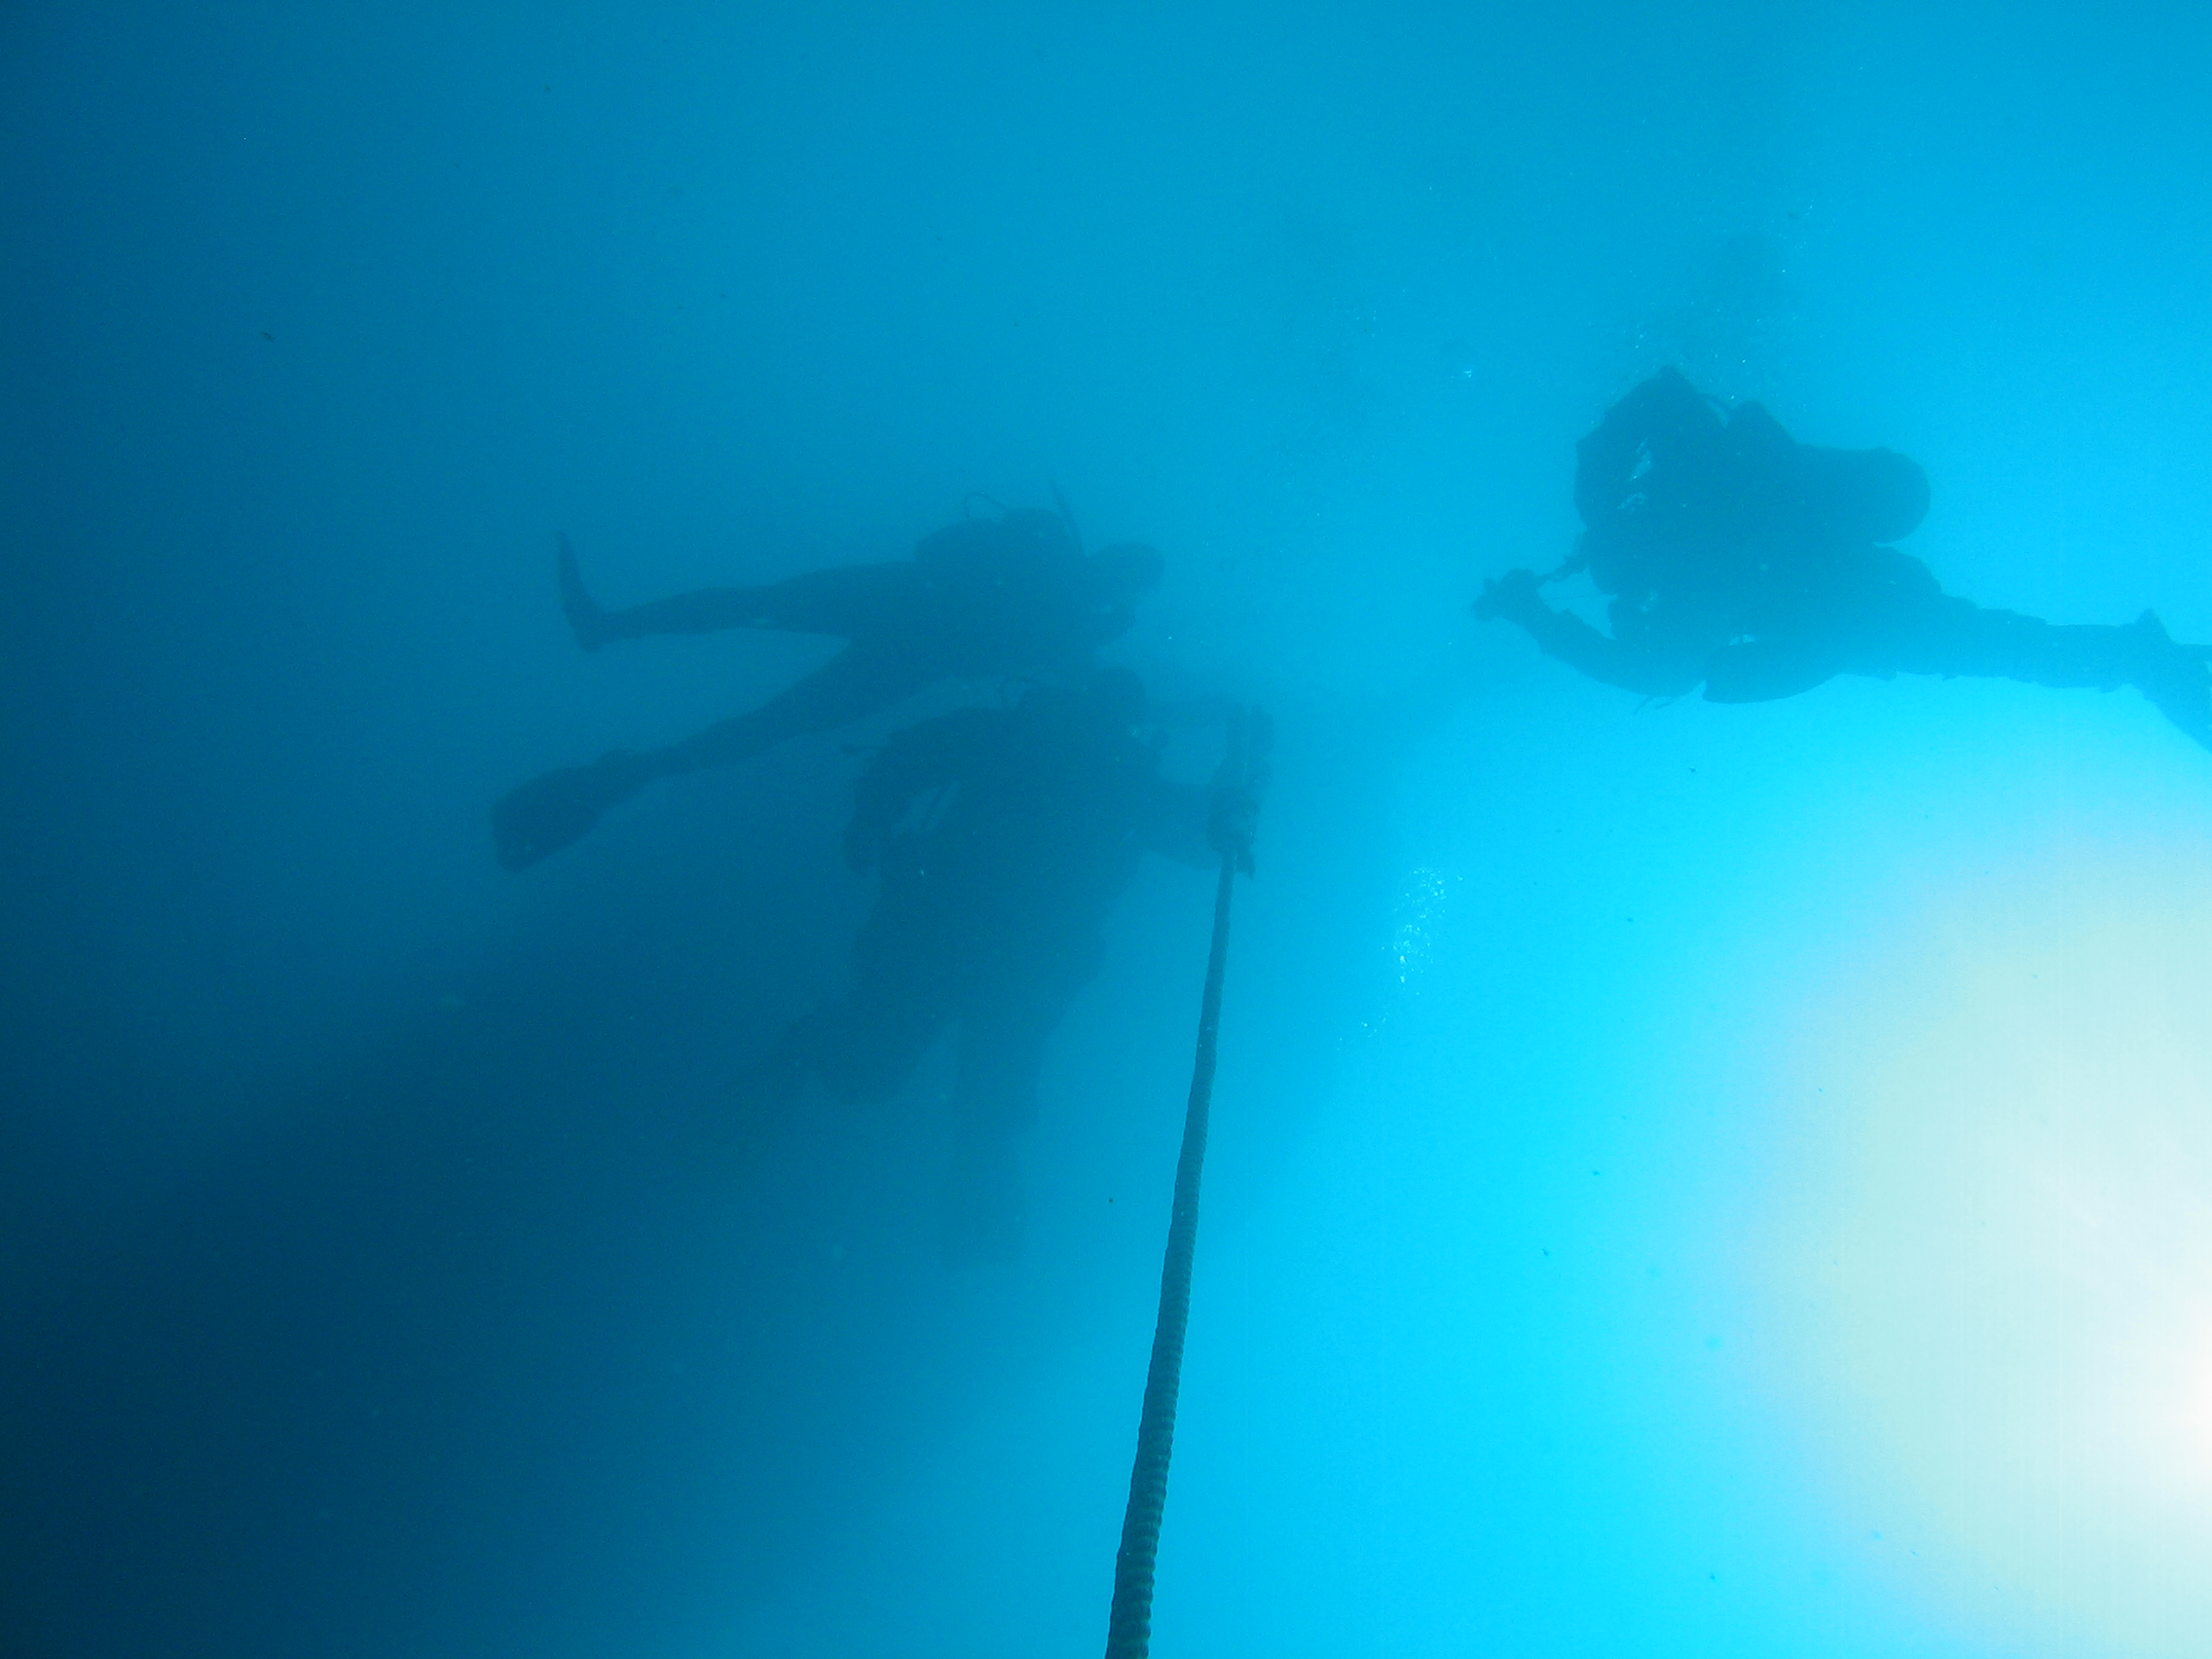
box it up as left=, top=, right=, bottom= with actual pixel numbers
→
left=493, top=504, right=1164, bottom=869
left=743, top=668, right=1259, bottom=1266
left=1475, top=366, right=2212, bottom=750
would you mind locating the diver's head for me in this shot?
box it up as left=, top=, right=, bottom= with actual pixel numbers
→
left=1085, top=542, right=1165, bottom=603
left=1805, top=447, right=1931, bottom=544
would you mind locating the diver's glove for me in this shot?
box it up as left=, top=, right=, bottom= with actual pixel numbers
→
left=1207, top=784, right=1261, bottom=874
left=1206, top=705, right=1272, bottom=875
left=1472, top=568, right=1549, bottom=625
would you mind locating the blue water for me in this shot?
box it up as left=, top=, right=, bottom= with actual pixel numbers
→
left=7, top=5, right=2212, bottom=1656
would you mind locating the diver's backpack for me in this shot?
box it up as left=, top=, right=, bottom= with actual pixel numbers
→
left=1573, top=368, right=1929, bottom=595
left=1575, top=368, right=1751, bottom=539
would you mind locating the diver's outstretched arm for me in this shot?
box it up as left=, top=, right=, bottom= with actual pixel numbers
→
left=1475, top=570, right=1704, bottom=699
left=559, top=536, right=917, bottom=650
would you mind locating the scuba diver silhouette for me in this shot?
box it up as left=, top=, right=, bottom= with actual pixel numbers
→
left=492, top=504, right=1164, bottom=868
left=745, top=668, right=1243, bottom=1267
left=1475, top=366, right=2212, bottom=749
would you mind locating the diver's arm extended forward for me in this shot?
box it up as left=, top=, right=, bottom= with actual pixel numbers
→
left=1474, top=569, right=1704, bottom=699
left=1143, top=706, right=1272, bottom=871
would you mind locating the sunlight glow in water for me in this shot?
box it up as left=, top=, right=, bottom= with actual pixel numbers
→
left=1770, top=828, right=2212, bottom=1656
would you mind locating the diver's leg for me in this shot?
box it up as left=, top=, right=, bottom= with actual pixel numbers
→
left=493, top=642, right=942, bottom=868
left=694, top=958, right=950, bottom=1167
left=691, top=1018, right=815, bottom=1168
left=755, top=911, right=953, bottom=1114
left=562, top=544, right=914, bottom=649
left=1861, top=594, right=2212, bottom=750
left=830, top=900, right=974, bottom=1102
left=800, top=986, right=950, bottom=1109
left=1877, top=596, right=2140, bottom=687
left=651, top=641, right=943, bottom=776
left=939, top=983, right=1072, bottom=1267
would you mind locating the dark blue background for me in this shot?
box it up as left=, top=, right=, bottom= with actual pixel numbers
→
left=6, top=5, right=2211, bottom=1655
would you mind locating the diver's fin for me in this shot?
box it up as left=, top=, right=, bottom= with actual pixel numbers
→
left=1049, top=480, right=1085, bottom=555
left=490, top=751, right=645, bottom=870
left=2128, top=612, right=2212, bottom=753
left=557, top=534, right=615, bottom=651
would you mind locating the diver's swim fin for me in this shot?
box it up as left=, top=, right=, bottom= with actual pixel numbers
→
left=557, top=534, right=615, bottom=651
left=2127, top=611, right=2212, bottom=754
left=490, top=751, right=646, bottom=870
left=1049, top=480, right=1085, bottom=554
